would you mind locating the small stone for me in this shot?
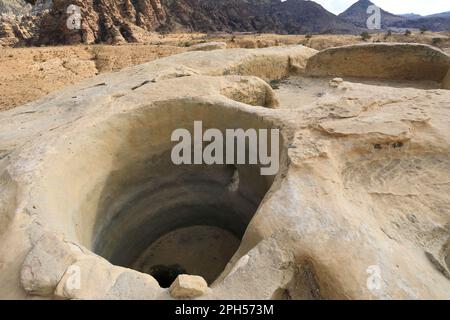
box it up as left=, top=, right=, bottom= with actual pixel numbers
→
left=169, top=274, right=208, bottom=299
left=329, top=78, right=344, bottom=88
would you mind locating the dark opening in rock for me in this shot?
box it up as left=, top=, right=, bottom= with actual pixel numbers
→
left=93, top=159, right=273, bottom=287
left=148, top=264, right=187, bottom=289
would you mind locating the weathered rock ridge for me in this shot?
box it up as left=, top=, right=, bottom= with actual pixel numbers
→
left=38, top=0, right=166, bottom=45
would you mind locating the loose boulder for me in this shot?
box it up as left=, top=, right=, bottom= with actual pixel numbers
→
left=169, top=275, right=208, bottom=299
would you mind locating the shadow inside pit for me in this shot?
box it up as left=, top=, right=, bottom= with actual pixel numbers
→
left=92, top=151, right=274, bottom=287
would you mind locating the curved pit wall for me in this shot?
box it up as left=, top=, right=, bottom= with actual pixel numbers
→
left=305, top=43, right=450, bottom=87
left=35, top=99, right=286, bottom=288
left=2, top=45, right=450, bottom=299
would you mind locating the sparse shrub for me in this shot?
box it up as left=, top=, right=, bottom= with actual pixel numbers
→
left=305, top=34, right=312, bottom=40
left=361, top=32, right=371, bottom=41
left=384, top=30, right=392, bottom=40
left=432, top=37, right=443, bottom=47
left=255, top=39, right=269, bottom=48
left=159, top=29, right=169, bottom=38
left=405, top=30, right=412, bottom=36
left=178, top=41, right=192, bottom=47
left=420, top=27, right=427, bottom=34
left=91, top=45, right=101, bottom=60
left=269, top=79, right=281, bottom=90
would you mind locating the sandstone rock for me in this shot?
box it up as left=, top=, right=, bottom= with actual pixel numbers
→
left=0, top=18, right=16, bottom=45
left=103, top=270, right=165, bottom=300
left=54, top=255, right=164, bottom=300
left=306, top=43, right=450, bottom=82
left=54, top=256, right=120, bottom=300
left=169, top=275, right=208, bottom=299
left=20, top=233, right=83, bottom=296
left=0, top=2, right=47, bottom=46
left=329, top=77, right=344, bottom=88
left=30, top=0, right=52, bottom=15
left=0, top=45, right=450, bottom=300
left=209, top=235, right=302, bottom=300
left=190, top=42, right=227, bottom=51
left=162, top=0, right=359, bottom=34
left=0, top=0, right=360, bottom=46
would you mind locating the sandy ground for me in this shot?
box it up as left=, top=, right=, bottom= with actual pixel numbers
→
left=1, top=32, right=449, bottom=111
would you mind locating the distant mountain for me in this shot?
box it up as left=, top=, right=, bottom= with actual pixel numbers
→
left=400, top=13, right=422, bottom=19
left=400, top=11, right=450, bottom=19
left=339, top=0, right=406, bottom=28
left=1, top=0, right=361, bottom=46
left=162, top=0, right=360, bottom=34
left=426, top=11, right=450, bottom=18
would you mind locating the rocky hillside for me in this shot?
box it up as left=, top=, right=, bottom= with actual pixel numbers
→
left=339, top=0, right=405, bottom=28
left=0, top=0, right=44, bottom=46
left=390, top=16, right=450, bottom=32
left=340, top=0, right=450, bottom=31
left=0, top=0, right=167, bottom=45
left=0, top=0, right=31, bottom=15
left=37, top=0, right=166, bottom=45
left=428, top=11, right=450, bottom=18
left=162, top=0, right=359, bottom=34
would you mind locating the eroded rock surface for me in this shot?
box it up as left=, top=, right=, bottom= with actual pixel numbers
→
left=0, top=0, right=166, bottom=45
left=0, top=10, right=42, bottom=46
left=0, top=44, right=449, bottom=300
left=305, top=43, right=450, bottom=83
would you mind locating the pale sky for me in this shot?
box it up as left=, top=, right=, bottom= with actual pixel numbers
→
left=309, top=0, right=450, bottom=16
